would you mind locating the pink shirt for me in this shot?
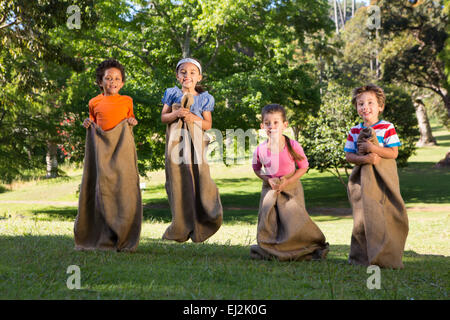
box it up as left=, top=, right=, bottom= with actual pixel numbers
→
left=252, top=139, right=309, bottom=178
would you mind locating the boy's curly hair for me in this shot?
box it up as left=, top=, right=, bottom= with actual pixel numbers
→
left=95, top=59, right=126, bottom=90
left=351, top=84, right=386, bottom=111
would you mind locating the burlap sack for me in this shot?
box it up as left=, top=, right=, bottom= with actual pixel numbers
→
left=162, top=93, right=223, bottom=242
left=357, top=127, right=379, bottom=154
left=250, top=176, right=329, bottom=261
left=347, top=128, right=409, bottom=268
left=74, top=120, right=142, bottom=252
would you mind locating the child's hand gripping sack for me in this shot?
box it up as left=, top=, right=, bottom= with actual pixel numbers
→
left=356, top=127, right=378, bottom=156
left=172, top=93, right=194, bottom=121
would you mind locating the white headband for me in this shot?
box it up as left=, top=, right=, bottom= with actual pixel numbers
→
left=176, top=58, right=202, bottom=74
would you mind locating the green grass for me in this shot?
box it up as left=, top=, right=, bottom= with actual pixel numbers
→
left=0, top=122, right=449, bottom=299
left=0, top=212, right=448, bottom=299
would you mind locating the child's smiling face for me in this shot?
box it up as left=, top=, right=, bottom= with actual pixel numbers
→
left=261, top=112, right=288, bottom=140
left=176, top=62, right=202, bottom=92
left=356, top=91, right=383, bottom=126
left=101, top=67, right=124, bottom=96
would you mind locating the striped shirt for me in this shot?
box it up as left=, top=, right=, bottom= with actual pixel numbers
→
left=344, top=120, right=401, bottom=153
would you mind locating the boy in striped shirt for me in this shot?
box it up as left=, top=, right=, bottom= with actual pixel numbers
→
left=344, top=84, right=409, bottom=269
left=345, top=84, right=401, bottom=164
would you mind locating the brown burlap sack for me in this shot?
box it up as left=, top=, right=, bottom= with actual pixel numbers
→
left=357, top=127, right=379, bottom=155
left=347, top=128, right=409, bottom=268
left=163, top=93, right=223, bottom=243
left=74, top=119, right=142, bottom=252
left=250, top=176, right=329, bottom=261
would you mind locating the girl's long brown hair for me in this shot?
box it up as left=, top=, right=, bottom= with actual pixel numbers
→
left=261, top=104, right=304, bottom=162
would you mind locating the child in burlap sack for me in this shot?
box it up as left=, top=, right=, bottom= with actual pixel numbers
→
left=344, top=84, right=409, bottom=269
left=250, top=104, right=329, bottom=261
left=160, top=58, right=223, bottom=243
left=74, top=59, right=142, bottom=252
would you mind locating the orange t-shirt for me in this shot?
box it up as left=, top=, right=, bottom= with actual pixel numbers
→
left=89, top=94, right=135, bottom=131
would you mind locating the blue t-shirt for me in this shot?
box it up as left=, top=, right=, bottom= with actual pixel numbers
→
left=161, top=86, right=215, bottom=119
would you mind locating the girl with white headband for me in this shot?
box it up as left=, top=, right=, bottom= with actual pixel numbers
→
left=160, top=57, right=223, bottom=243
left=161, top=58, right=214, bottom=130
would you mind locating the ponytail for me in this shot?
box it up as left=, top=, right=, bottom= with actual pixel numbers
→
left=195, top=84, right=205, bottom=93
left=283, top=135, right=304, bottom=162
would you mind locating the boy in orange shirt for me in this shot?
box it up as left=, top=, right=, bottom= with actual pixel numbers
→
left=75, top=59, right=142, bottom=252
left=83, top=59, right=137, bottom=130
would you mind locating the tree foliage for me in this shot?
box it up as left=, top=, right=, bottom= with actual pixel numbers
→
left=299, top=83, right=356, bottom=185
left=1, top=0, right=431, bottom=183
left=0, top=0, right=97, bottom=182
left=3, top=0, right=331, bottom=179
left=377, top=0, right=449, bottom=120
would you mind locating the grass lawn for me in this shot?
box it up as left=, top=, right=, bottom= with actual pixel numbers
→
left=0, top=123, right=448, bottom=299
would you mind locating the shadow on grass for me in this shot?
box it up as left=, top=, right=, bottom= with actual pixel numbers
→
left=143, top=207, right=262, bottom=224
left=435, top=138, right=450, bottom=147
left=216, top=175, right=349, bottom=208
left=30, top=205, right=350, bottom=225
left=144, top=189, right=261, bottom=210
left=31, top=207, right=78, bottom=220
left=29, top=205, right=259, bottom=224
left=437, top=142, right=450, bottom=147
left=0, top=185, right=9, bottom=194
left=0, top=235, right=448, bottom=299
left=29, top=158, right=449, bottom=224
left=399, top=162, right=450, bottom=204
left=219, top=192, right=261, bottom=208
left=1, top=234, right=447, bottom=265
left=142, top=206, right=350, bottom=224
left=214, top=177, right=258, bottom=186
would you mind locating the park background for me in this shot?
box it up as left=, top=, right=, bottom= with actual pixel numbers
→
left=0, top=0, right=449, bottom=299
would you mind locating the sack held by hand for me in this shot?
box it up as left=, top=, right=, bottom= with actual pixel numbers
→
left=356, top=127, right=378, bottom=155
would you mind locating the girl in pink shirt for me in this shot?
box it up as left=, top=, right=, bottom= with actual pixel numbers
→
left=252, top=104, right=309, bottom=193
left=250, top=104, right=329, bottom=261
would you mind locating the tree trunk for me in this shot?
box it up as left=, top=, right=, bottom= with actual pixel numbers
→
left=46, top=142, right=58, bottom=178
left=336, top=0, right=345, bottom=29
left=182, top=26, right=191, bottom=58
left=414, top=99, right=437, bottom=147
left=444, top=91, right=450, bottom=119
left=0, top=108, right=5, bottom=127
left=344, top=0, right=348, bottom=22
left=334, top=0, right=339, bottom=33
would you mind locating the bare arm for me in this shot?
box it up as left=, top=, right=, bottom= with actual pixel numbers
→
left=161, top=104, right=212, bottom=131
left=83, top=118, right=92, bottom=128
left=253, top=169, right=280, bottom=190
left=161, top=104, right=176, bottom=124
left=161, top=104, right=189, bottom=124
left=282, top=167, right=308, bottom=185
left=253, top=169, right=270, bottom=183
left=346, top=151, right=381, bottom=165
left=254, top=167, right=308, bottom=193
left=276, top=167, right=308, bottom=193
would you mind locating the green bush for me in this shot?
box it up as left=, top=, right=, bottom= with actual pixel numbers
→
left=382, top=85, right=420, bottom=166
left=299, top=83, right=356, bottom=184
